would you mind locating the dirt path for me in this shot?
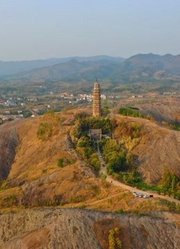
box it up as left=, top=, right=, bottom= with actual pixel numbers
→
left=77, top=137, right=180, bottom=206
left=106, top=176, right=180, bottom=205
left=70, top=131, right=180, bottom=206
left=86, top=190, right=129, bottom=206
left=86, top=175, right=180, bottom=207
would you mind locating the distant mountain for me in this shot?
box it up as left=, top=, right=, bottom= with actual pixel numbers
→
left=119, top=53, right=180, bottom=80
left=1, top=54, right=180, bottom=84
left=0, top=58, right=67, bottom=77
left=0, top=56, right=124, bottom=78
left=4, top=57, right=123, bottom=83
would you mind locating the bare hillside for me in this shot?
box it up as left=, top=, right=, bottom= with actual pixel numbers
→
left=0, top=110, right=179, bottom=248
left=0, top=208, right=179, bottom=249
left=0, top=110, right=179, bottom=210
left=0, top=111, right=130, bottom=211
left=117, top=96, right=180, bottom=124
left=114, top=115, right=180, bottom=183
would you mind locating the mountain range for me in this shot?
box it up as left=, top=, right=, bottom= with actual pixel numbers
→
left=1, top=54, right=180, bottom=84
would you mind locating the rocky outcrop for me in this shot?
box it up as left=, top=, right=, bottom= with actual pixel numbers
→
left=0, top=208, right=179, bottom=249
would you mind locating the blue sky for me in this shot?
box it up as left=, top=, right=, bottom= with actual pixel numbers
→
left=0, top=0, right=180, bottom=60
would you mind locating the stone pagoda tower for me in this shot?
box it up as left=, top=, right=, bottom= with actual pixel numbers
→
left=93, top=81, right=101, bottom=117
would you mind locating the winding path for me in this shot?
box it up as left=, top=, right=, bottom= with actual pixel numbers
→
left=96, top=141, right=180, bottom=205
left=106, top=175, right=180, bottom=205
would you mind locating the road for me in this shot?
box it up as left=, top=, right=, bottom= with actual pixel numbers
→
left=106, top=175, right=180, bottom=205
left=96, top=142, right=180, bottom=205
left=69, top=136, right=180, bottom=206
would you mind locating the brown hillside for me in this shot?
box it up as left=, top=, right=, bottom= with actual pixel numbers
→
left=0, top=111, right=124, bottom=210
left=116, top=96, right=180, bottom=124
left=0, top=208, right=179, bottom=249
left=0, top=109, right=179, bottom=213
left=114, top=115, right=180, bottom=183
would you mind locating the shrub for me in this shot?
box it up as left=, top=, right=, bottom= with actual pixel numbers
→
left=159, top=168, right=180, bottom=198
left=57, top=158, right=65, bottom=167
left=102, top=138, right=130, bottom=174
left=108, top=227, right=122, bottom=249
left=57, top=157, right=74, bottom=168
left=0, top=180, right=8, bottom=190
left=89, top=153, right=101, bottom=172
left=103, top=139, right=119, bottom=155
left=37, top=112, right=60, bottom=141
left=37, top=122, right=53, bottom=141
left=130, top=123, right=142, bottom=138
left=77, top=136, right=92, bottom=147
left=159, top=199, right=180, bottom=212
left=107, top=151, right=127, bottom=174
left=69, top=195, right=85, bottom=203
left=170, top=120, right=180, bottom=131
left=116, top=121, right=142, bottom=140
left=3, top=195, right=18, bottom=207
left=84, top=147, right=95, bottom=159
left=76, top=136, right=95, bottom=160
left=119, top=106, right=146, bottom=119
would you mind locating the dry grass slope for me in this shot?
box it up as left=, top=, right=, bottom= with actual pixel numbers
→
left=0, top=108, right=179, bottom=213
left=114, top=115, right=180, bottom=183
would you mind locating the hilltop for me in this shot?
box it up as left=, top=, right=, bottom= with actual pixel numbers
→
left=0, top=107, right=179, bottom=248
left=0, top=108, right=179, bottom=209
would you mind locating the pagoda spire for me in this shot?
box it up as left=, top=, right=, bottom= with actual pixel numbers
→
left=92, top=80, right=101, bottom=117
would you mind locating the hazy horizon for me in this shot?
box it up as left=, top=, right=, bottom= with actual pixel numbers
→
left=0, top=0, right=180, bottom=60
left=1, top=53, right=180, bottom=63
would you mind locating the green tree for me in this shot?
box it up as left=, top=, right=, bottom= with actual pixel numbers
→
left=107, top=151, right=127, bottom=174
left=160, top=168, right=180, bottom=196
left=89, top=153, right=101, bottom=172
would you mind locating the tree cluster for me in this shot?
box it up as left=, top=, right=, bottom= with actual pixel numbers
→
left=119, top=106, right=147, bottom=119
left=159, top=168, right=180, bottom=199
left=100, top=138, right=133, bottom=174
left=73, top=114, right=115, bottom=139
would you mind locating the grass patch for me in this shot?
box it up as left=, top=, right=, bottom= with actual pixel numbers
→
left=3, top=195, right=18, bottom=207
left=37, top=122, right=53, bottom=141
left=119, top=106, right=148, bottom=119
left=69, top=195, right=86, bottom=203
left=37, top=112, right=60, bottom=141
left=170, top=122, right=180, bottom=131
left=158, top=199, right=180, bottom=212
left=0, top=180, right=9, bottom=191
left=57, top=158, right=75, bottom=168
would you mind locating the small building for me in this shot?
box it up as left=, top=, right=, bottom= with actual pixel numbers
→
left=89, top=129, right=102, bottom=141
